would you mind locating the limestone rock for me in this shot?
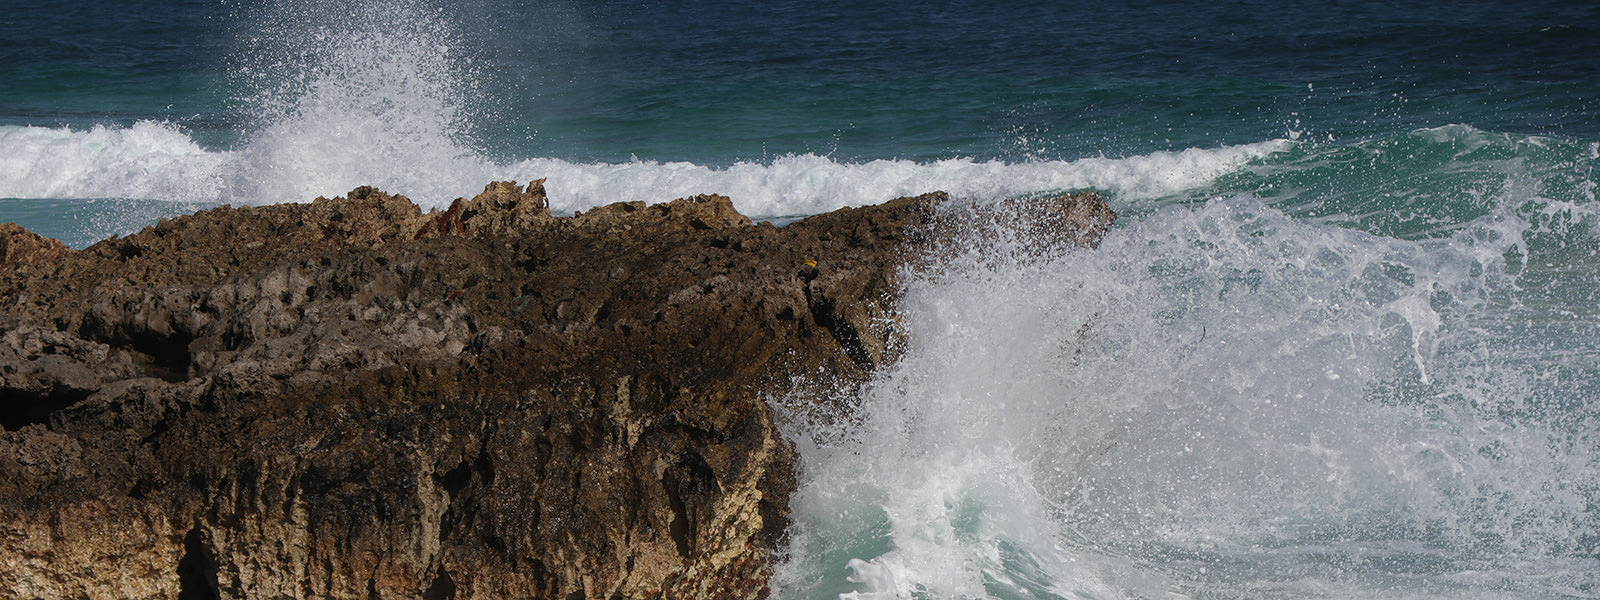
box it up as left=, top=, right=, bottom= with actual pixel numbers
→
left=0, top=183, right=1114, bottom=599
left=418, top=180, right=555, bottom=238
left=0, top=316, right=146, bottom=431
left=0, top=223, right=69, bottom=269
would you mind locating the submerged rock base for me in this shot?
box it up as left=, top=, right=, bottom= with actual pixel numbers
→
left=0, top=182, right=1113, bottom=599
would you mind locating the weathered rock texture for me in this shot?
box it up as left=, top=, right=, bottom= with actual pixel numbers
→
left=0, top=181, right=1114, bottom=599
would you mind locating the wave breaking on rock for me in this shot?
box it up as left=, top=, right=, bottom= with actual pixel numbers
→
left=0, top=181, right=1113, bottom=599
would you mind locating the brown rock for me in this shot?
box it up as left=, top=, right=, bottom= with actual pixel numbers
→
left=0, top=223, right=69, bottom=269
left=418, top=180, right=555, bottom=239
left=0, top=182, right=1113, bottom=599
left=0, top=316, right=147, bottom=431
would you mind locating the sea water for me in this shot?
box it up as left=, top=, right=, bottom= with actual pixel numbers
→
left=776, top=132, right=1600, bottom=598
left=3, top=1, right=1598, bottom=598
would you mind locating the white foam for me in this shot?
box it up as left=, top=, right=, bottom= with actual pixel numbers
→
left=513, top=141, right=1291, bottom=217
left=0, top=117, right=1288, bottom=219
left=0, top=123, right=227, bottom=202
left=1, top=0, right=1294, bottom=218
left=774, top=189, right=1600, bottom=599
left=840, top=557, right=901, bottom=600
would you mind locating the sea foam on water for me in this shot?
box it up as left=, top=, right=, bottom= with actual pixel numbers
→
left=775, top=170, right=1600, bottom=599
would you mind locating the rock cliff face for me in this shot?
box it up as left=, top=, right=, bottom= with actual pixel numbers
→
left=0, top=181, right=1114, bottom=599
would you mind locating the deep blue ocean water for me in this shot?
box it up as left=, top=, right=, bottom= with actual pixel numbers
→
left=3, top=1, right=1599, bottom=598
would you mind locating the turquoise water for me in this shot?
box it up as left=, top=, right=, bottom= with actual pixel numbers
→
left=3, top=1, right=1599, bottom=598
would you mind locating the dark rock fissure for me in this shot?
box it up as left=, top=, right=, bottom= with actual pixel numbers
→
left=126, top=337, right=193, bottom=382
left=473, top=444, right=496, bottom=487
left=664, top=473, right=693, bottom=559
left=440, top=460, right=473, bottom=498
left=0, top=388, right=87, bottom=431
left=75, top=314, right=195, bottom=383
left=422, top=571, right=457, bottom=600
left=176, top=527, right=220, bottom=600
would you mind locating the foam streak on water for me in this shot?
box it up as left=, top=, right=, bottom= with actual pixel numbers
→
left=775, top=174, right=1600, bottom=599
left=0, top=0, right=1297, bottom=225
left=0, top=115, right=1286, bottom=221
left=0, top=0, right=1293, bottom=222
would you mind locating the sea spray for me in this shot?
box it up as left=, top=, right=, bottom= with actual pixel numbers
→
left=0, top=0, right=503, bottom=230
left=5, top=0, right=1600, bottom=596
left=775, top=173, right=1600, bottom=599
left=221, top=0, right=497, bottom=206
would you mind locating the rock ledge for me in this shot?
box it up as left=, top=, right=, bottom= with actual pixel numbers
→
left=0, top=181, right=1113, bottom=599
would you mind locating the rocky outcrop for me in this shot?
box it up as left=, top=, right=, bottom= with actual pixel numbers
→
left=0, top=181, right=1114, bottom=599
left=0, top=223, right=69, bottom=270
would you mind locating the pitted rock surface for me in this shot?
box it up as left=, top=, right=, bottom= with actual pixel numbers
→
left=0, top=181, right=1113, bottom=599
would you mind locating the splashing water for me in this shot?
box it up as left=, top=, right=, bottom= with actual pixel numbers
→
left=0, top=0, right=502, bottom=225
left=2, top=1, right=1599, bottom=596
left=221, top=0, right=498, bottom=205
left=775, top=168, right=1600, bottom=599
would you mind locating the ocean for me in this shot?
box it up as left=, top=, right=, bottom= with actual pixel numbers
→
left=3, top=0, right=1599, bottom=598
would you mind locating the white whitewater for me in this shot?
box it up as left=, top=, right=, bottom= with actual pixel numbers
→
left=0, top=115, right=1288, bottom=220
left=774, top=186, right=1600, bottom=599
left=0, top=0, right=1291, bottom=222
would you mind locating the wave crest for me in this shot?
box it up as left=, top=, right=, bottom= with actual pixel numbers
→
left=0, top=120, right=1289, bottom=216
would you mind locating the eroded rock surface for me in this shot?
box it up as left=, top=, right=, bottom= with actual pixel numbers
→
left=0, top=181, right=1113, bottom=599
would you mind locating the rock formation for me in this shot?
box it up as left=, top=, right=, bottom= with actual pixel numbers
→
left=0, top=181, right=1114, bottom=599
